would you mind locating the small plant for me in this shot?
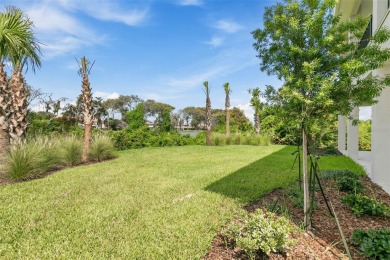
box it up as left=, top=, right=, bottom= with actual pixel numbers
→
left=89, top=134, right=116, bottom=161
left=59, top=135, right=83, bottom=166
left=321, top=170, right=364, bottom=194
left=211, top=133, right=226, bottom=146
left=342, top=194, right=390, bottom=217
left=231, top=133, right=242, bottom=145
left=6, top=137, right=60, bottom=181
left=351, top=229, right=390, bottom=259
left=287, top=185, right=304, bottom=208
left=222, top=209, right=295, bottom=259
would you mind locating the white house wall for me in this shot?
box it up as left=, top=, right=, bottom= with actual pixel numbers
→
left=371, top=65, right=390, bottom=194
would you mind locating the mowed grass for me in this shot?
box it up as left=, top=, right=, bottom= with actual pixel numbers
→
left=0, top=145, right=364, bottom=259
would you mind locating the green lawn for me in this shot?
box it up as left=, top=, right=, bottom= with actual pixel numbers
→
left=0, top=145, right=364, bottom=259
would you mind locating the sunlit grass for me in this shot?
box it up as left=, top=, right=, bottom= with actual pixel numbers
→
left=0, top=145, right=362, bottom=258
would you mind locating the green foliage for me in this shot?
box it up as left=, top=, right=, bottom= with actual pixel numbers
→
left=211, top=133, right=226, bottom=146
left=89, top=135, right=116, bottom=162
left=6, top=137, right=60, bottom=181
left=210, top=132, right=271, bottom=146
left=28, top=117, right=82, bottom=137
left=359, top=120, right=371, bottom=151
left=111, top=127, right=196, bottom=150
left=59, top=135, right=83, bottom=167
left=342, top=194, right=390, bottom=217
left=351, top=229, right=390, bottom=259
left=322, top=170, right=364, bottom=193
left=125, top=103, right=145, bottom=131
left=222, top=209, right=295, bottom=259
left=287, top=185, right=305, bottom=208
left=253, top=0, right=390, bottom=153
left=155, top=109, right=172, bottom=133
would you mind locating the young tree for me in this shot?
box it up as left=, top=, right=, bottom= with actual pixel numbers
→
left=248, top=87, right=261, bottom=135
left=76, top=56, right=95, bottom=162
left=203, top=81, right=212, bottom=146
left=252, top=0, right=390, bottom=229
left=223, top=82, right=231, bottom=138
left=3, top=7, right=41, bottom=145
left=125, top=102, right=145, bottom=131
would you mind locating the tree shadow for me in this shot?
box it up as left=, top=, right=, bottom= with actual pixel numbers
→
left=205, top=146, right=299, bottom=204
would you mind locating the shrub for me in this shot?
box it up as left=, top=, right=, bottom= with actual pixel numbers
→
left=231, top=133, right=242, bottom=145
left=351, top=229, right=390, bottom=259
left=89, top=135, right=116, bottom=162
left=6, top=137, right=60, bottom=181
left=321, top=170, right=364, bottom=194
left=222, top=209, right=295, bottom=259
left=341, top=194, right=390, bottom=217
left=59, top=135, right=83, bottom=166
left=211, top=133, right=226, bottom=146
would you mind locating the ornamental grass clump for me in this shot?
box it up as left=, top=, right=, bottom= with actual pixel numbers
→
left=59, top=135, right=83, bottom=166
left=6, top=137, right=60, bottom=181
left=222, top=209, right=295, bottom=259
left=89, top=134, right=116, bottom=162
left=211, top=133, right=226, bottom=146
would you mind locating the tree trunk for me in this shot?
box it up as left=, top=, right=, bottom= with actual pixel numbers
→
left=254, top=109, right=260, bottom=135
left=0, top=129, right=9, bottom=177
left=0, top=64, right=11, bottom=175
left=302, top=127, right=311, bottom=229
left=82, top=123, right=92, bottom=162
left=9, top=67, right=28, bottom=144
left=82, top=74, right=93, bottom=162
left=225, top=94, right=230, bottom=138
left=206, top=97, right=212, bottom=146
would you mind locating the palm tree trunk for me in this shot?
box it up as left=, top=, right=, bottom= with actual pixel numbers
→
left=225, top=95, right=230, bottom=138
left=254, top=109, right=260, bottom=135
left=82, top=74, right=93, bottom=162
left=9, top=67, right=28, bottom=144
left=0, top=64, right=11, bottom=175
left=206, top=97, right=212, bottom=146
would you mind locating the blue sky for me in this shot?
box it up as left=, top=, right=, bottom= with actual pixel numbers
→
left=3, top=0, right=284, bottom=118
left=2, top=0, right=372, bottom=120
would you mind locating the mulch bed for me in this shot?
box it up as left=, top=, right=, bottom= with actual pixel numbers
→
left=205, top=175, right=390, bottom=259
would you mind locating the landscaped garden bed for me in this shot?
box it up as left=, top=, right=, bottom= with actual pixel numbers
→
left=205, top=169, right=390, bottom=259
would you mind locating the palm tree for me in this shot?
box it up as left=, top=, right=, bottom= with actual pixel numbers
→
left=248, top=87, right=261, bottom=135
left=203, top=81, right=212, bottom=146
left=77, top=56, right=94, bottom=162
left=0, top=6, right=41, bottom=167
left=223, top=82, right=231, bottom=138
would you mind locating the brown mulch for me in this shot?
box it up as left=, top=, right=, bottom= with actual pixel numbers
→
left=205, top=175, right=390, bottom=260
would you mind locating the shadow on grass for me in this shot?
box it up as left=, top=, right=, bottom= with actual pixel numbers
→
left=205, top=146, right=299, bottom=204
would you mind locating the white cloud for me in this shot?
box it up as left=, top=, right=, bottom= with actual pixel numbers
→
left=204, top=37, right=224, bottom=47
left=26, top=4, right=105, bottom=58
left=94, top=91, right=120, bottom=100
left=177, top=0, right=203, bottom=6
left=214, top=19, right=242, bottom=33
left=237, top=103, right=254, bottom=123
left=359, top=106, right=372, bottom=121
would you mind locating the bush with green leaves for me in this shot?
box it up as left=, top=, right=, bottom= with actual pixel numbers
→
left=351, top=229, right=390, bottom=259
left=211, top=133, right=226, bottom=146
left=59, top=135, right=83, bottom=166
left=222, top=209, right=295, bottom=259
left=321, top=170, right=364, bottom=194
left=342, top=194, right=390, bottom=217
left=89, top=135, right=116, bottom=162
left=6, top=137, right=60, bottom=181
